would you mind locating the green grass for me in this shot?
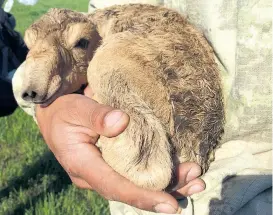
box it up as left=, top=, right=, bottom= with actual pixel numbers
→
left=0, top=1, right=109, bottom=214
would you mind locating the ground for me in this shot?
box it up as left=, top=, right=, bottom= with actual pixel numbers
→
left=0, top=1, right=109, bottom=214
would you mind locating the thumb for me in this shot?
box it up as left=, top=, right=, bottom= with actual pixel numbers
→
left=74, top=95, right=130, bottom=137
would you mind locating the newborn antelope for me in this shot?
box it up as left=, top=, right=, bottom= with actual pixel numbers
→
left=13, top=4, right=224, bottom=191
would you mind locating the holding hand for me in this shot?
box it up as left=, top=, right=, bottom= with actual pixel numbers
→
left=36, top=86, right=205, bottom=214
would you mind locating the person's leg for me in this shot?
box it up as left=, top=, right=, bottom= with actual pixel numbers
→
left=0, top=80, right=18, bottom=116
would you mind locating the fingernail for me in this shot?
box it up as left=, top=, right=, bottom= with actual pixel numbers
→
left=104, top=110, right=124, bottom=128
left=154, top=203, right=177, bottom=214
left=187, top=184, right=204, bottom=195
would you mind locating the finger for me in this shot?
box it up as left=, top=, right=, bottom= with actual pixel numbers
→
left=167, top=162, right=202, bottom=192
left=171, top=178, right=205, bottom=199
left=36, top=94, right=130, bottom=138
left=83, top=85, right=94, bottom=98
left=70, top=175, right=93, bottom=190
left=72, top=144, right=180, bottom=214
left=74, top=95, right=130, bottom=137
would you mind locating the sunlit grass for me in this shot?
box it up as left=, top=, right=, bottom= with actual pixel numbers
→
left=0, top=1, right=109, bottom=214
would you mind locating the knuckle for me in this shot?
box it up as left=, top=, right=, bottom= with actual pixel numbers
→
left=58, top=154, right=80, bottom=178
left=66, top=167, right=79, bottom=178
left=89, top=105, right=109, bottom=130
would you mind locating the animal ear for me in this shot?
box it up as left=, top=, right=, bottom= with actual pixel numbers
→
left=24, top=28, right=38, bottom=49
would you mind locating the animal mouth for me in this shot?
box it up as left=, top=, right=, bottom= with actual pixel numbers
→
left=33, top=83, right=87, bottom=108
left=34, top=84, right=63, bottom=107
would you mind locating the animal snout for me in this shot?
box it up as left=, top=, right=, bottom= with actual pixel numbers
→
left=21, top=88, right=45, bottom=103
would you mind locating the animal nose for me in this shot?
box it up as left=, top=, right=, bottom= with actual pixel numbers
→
left=21, top=90, right=38, bottom=102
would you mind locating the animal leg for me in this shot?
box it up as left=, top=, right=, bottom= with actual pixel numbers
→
left=96, top=99, right=174, bottom=191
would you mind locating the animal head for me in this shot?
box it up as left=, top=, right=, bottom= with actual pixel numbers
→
left=13, top=8, right=101, bottom=108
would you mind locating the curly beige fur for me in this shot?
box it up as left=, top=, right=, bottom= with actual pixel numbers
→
left=12, top=4, right=224, bottom=191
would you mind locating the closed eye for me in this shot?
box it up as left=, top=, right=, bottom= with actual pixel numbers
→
left=74, top=38, right=90, bottom=49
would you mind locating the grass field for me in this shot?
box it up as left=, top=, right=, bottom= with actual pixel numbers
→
left=0, top=1, right=110, bottom=214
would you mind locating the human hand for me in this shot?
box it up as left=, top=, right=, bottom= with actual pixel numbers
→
left=36, top=86, right=205, bottom=214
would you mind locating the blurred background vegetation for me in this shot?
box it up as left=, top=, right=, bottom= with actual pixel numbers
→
left=0, top=0, right=110, bottom=214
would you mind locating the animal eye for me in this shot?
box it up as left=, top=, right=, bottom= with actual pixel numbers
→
left=75, top=38, right=90, bottom=49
